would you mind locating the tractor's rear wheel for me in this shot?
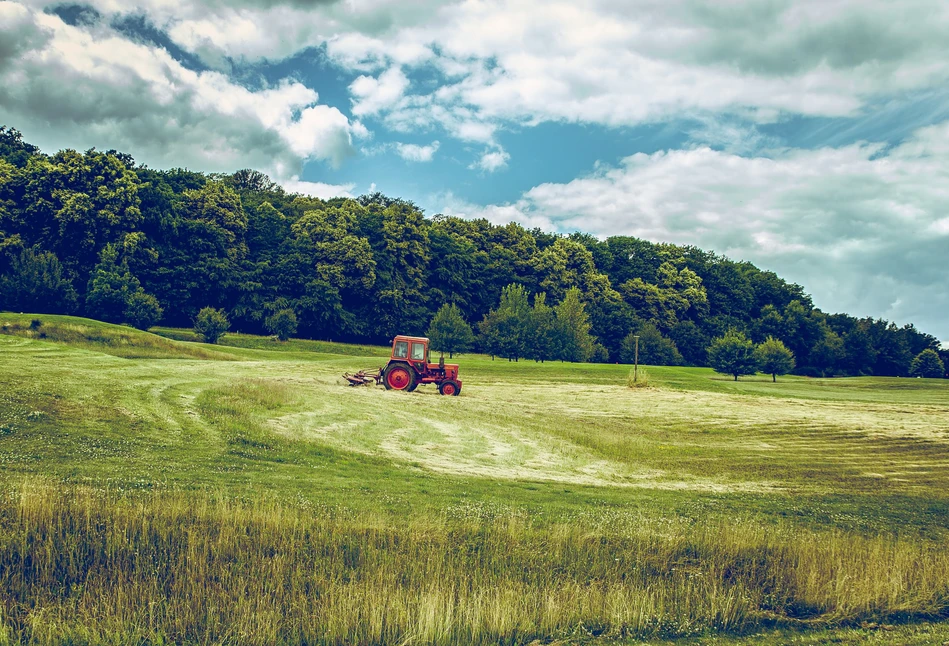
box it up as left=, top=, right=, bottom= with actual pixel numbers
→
left=384, top=363, right=416, bottom=391
left=438, top=380, right=461, bottom=396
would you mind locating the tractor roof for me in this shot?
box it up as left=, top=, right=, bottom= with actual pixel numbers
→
left=393, top=335, right=429, bottom=343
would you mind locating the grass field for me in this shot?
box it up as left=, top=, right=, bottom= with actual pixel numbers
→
left=1, top=312, right=948, bottom=644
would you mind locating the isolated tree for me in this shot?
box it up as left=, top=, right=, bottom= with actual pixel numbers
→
left=910, top=349, right=945, bottom=378
left=85, top=244, right=141, bottom=323
left=194, top=307, right=229, bottom=344
left=707, top=330, right=759, bottom=381
left=124, top=291, right=163, bottom=330
left=556, top=287, right=595, bottom=362
left=755, top=336, right=795, bottom=382
left=265, top=308, right=298, bottom=341
left=427, top=303, right=474, bottom=358
left=0, top=247, right=77, bottom=314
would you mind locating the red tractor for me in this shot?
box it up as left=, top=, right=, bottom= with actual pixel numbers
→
left=343, top=335, right=462, bottom=395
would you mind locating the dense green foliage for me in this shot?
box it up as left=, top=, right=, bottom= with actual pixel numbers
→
left=0, top=247, right=77, bottom=313
left=620, top=324, right=683, bottom=366
left=124, top=290, right=163, bottom=330
left=0, top=127, right=943, bottom=375
left=755, top=336, right=796, bottom=382
left=265, top=308, right=298, bottom=341
left=194, top=307, right=229, bottom=344
left=708, top=330, right=759, bottom=381
left=426, top=302, right=475, bottom=357
left=910, top=348, right=945, bottom=378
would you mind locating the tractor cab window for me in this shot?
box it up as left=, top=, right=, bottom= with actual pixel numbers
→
left=411, top=342, right=426, bottom=361
left=394, top=340, right=408, bottom=358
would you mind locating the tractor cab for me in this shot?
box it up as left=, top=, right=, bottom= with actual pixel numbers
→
left=391, top=336, right=429, bottom=364
left=384, top=335, right=462, bottom=395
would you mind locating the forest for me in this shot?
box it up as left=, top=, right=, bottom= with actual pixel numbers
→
left=0, top=126, right=945, bottom=377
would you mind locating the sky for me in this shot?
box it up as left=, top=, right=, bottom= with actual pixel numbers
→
left=1, top=0, right=948, bottom=341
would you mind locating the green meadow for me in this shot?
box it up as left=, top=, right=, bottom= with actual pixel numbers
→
left=1, top=313, right=948, bottom=645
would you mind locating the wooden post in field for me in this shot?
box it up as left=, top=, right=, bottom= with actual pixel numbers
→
left=634, top=335, right=640, bottom=383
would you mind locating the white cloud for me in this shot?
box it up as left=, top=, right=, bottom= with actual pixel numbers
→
left=470, top=147, right=510, bottom=173
left=280, top=177, right=356, bottom=198
left=327, top=32, right=433, bottom=72
left=350, top=120, right=372, bottom=140
left=930, top=218, right=949, bottom=236
left=321, top=0, right=949, bottom=142
left=28, top=0, right=448, bottom=68
left=441, top=122, right=949, bottom=340
left=436, top=191, right=549, bottom=231
left=22, top=0, right=949, bottom=154
left=394, top=140, right=439, bottom=162
left=13, top=0, right=948, bottom=175
left=0, top=3, right=357, bottom=181
left=349, top=66, right=409, bottom=117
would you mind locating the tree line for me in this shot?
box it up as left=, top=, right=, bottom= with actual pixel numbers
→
left=0, top=126, right=945, bottom=377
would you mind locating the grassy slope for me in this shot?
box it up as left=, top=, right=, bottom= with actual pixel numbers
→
left=3, top=314, right=949, bottom=644
left=3, top=313, right=949, bottom=526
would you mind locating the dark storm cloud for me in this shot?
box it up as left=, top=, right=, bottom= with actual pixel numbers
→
left=683, top=1, right=937, bottom=75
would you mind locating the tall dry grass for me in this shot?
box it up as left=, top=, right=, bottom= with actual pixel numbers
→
left=1, top=481, right=947, bottom=645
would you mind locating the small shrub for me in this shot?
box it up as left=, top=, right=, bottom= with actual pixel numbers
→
left=626, top=368, right=650, bottom=389
left=194, top=307, right=230, bottom=344
left=621, top=325, right=683, bottom=366
left=590, top=343, right=610, bottom=363
left=125, top=291, right=163, bottom=330
left=29, top=318, right=42, bottom=330
left=264, top=309, right=298, bottom=342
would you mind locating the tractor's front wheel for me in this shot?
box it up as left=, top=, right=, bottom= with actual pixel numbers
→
left=384, top=363, right=416, bottom=391
left=438, top=380, right=461, bottom=396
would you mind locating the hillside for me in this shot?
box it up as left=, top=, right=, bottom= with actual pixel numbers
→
left=1, top=128, right=945, bottom=379
left=4, top=314, right=948, bottom=509
left=2, top=316, right=949, bottom=643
